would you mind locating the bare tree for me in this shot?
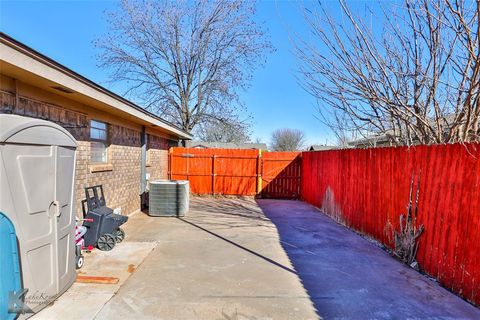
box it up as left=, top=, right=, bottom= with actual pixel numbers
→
left=296, top=0, right=480, bottom=146
left=96, top=0, right=271, bottom=133
left=271, top=128, right=306, bottom=151
left=195, top=118, right=251, bottom=143
left=253, top=137, right=264, bottom=144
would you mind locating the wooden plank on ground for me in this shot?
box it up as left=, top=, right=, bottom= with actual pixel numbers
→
left=76, top=275, right=119, bottom=284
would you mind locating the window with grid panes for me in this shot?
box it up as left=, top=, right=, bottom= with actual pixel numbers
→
left=90, top=120, right=108, bottom=163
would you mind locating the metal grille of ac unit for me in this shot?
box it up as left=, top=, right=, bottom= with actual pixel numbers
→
left=148, top=180, right=189, bottom=217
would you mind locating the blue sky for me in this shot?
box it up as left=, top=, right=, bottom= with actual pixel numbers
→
left=0, top=0, right=372, bottom=146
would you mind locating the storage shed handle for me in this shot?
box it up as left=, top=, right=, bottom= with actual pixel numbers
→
left=50, top=200, right=61, bottom=217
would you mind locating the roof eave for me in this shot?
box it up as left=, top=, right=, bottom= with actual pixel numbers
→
left=0, top=32, right=192, bottom=140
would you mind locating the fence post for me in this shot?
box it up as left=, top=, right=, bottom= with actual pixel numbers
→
left=256, top=149, right=262, bottom=195
left=298, top=153, right=302, bottom=199
left=168, top=148, right=173, bottom=179
left=212, top=155, right=216, bottom=195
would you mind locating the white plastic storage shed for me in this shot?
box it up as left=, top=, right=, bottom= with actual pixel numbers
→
left=0, top=114, right=77, bottom=317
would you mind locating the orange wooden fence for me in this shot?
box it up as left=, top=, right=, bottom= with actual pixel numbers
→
left=170, top=148, right=259, bottom=195
left=302, top=143, right=480, bottom=306
left=261, top=152, right=302, bottom=199
left=169, top=148, right=301, bottom=198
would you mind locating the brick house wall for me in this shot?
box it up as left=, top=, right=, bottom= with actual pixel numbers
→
left=147, top=134, right=171, bottom=181
left=0, top=75, right=174, bottom=216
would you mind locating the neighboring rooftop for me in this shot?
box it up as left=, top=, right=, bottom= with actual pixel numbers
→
left=186, top=141, right=268, bottom=150
left=307, top=145, right=338, bottom=151
left=0, top=32, right=192, bottom=140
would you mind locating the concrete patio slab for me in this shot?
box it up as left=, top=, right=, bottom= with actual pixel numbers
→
left=32, top=241, right=156, bottom=320
left=30, top=197, right=479, bottom=320
left=95, top=197, right=318, bottom=320
left=257, top=199, right=480, bottom=320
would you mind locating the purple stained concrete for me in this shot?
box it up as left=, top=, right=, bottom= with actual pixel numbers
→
left=257, top=199, right=480, bottom=320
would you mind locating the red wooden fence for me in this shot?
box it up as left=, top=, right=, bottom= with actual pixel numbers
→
left=301, top=143, right=480, bottom=306
left=169, top=148, right=301, bottom=198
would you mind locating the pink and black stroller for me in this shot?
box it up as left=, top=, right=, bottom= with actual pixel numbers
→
left=75, top=217, right=93, bottom=269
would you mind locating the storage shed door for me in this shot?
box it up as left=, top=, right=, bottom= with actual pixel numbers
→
left=2, top=144, right=58, bottom=309
left=1, top=144, right=76, bottom=309
left=55, top=146, right=76, bottom=291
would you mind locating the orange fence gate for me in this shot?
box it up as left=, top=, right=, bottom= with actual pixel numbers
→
left=169, top=148, right=301, bottom=199
left=260, top=152, right=301, bottom=199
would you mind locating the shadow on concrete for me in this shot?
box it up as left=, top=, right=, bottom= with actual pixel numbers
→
left=185, top=197, right=275, bottom=231
left=177, top=196, right=322, bottom=319
left=178, top=217, right=297, bottom=275
left=257, top=199, right=480, bottom=320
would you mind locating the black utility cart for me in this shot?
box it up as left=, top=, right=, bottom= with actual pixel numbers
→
left=82, top=185, right=128, bottom=251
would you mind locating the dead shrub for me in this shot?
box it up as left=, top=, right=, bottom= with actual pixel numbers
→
left=394, top=175, right=425, bottom=269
